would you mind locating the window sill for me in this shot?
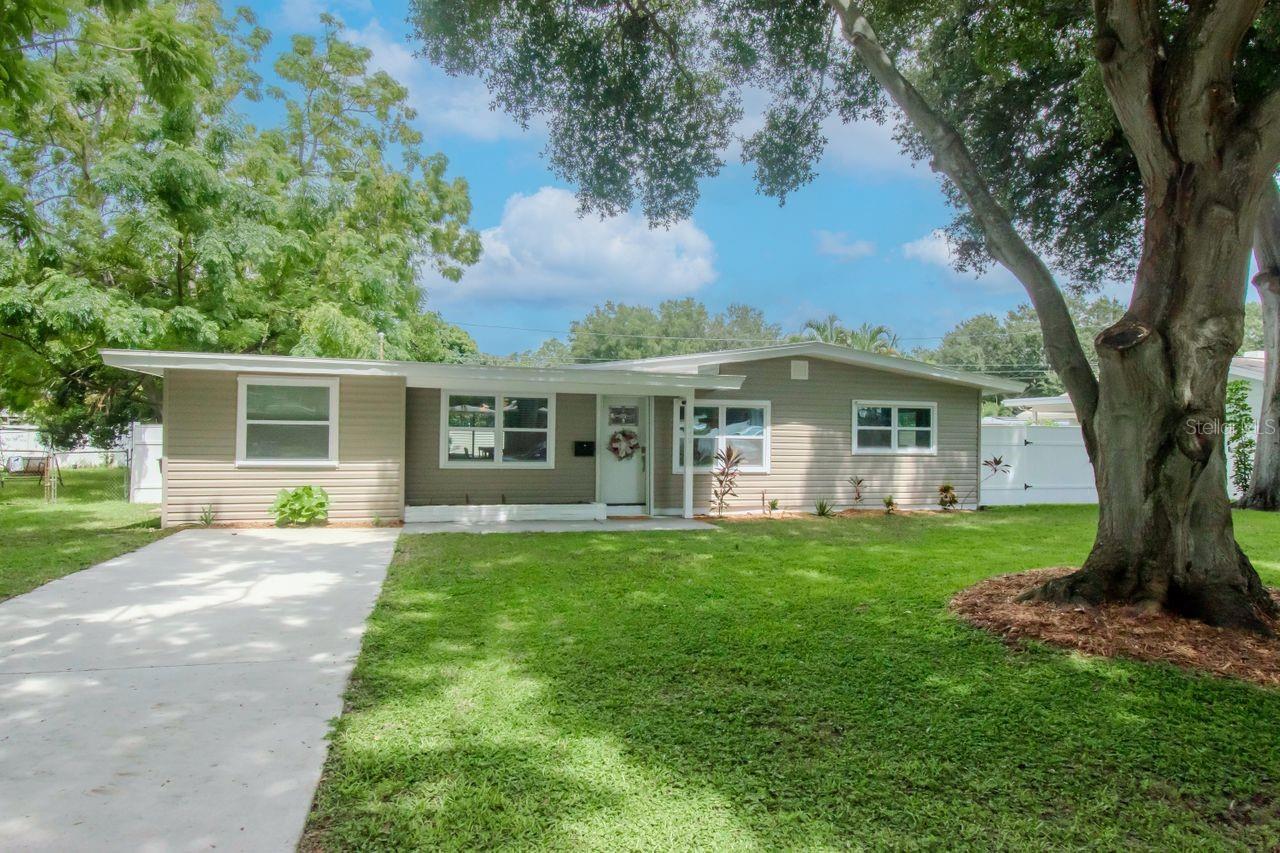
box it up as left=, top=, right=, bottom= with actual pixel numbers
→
left=440, top=461, right=555, bottom=470
left=850, top=449, right=938, bottom=457
left=235, top=460, right=340, bottom=468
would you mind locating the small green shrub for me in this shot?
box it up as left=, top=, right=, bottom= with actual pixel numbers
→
left=199, top=504, right=215, bottom=527
left=937, top=484, right=958, bottom=511
left=814, top=497, right=835, bottom=517
left=883, top=495, right=896, bottom=514
left=271, top=485, right=330, bottom=526
left=769, top=497, right=780, bottom=513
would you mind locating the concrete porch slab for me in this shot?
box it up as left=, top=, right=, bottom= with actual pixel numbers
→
left=401, top=518, right=718, bottom=535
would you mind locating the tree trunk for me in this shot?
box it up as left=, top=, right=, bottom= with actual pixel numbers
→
left=1241, top=179, right=1280, bottom=510
left=1022, top=170, right=1280, bottom=632
left=827, top=0, right=1279, bottom=632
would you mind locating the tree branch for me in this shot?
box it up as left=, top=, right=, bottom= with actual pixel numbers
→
left=1092, top=0, right=1174, bottom=190
left=1235, top=87, right=1280, bottom=180
left=826, top=0, right=1100, bottom=434
left=1164, top=0, right=1263, bottom=163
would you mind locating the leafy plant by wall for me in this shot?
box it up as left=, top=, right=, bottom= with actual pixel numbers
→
left=814, top=497, right=835, bottom=517
left=1226, top=379, right=1256, bottom=498
left=849, top=476, right=865, bottom=507
left=710, top=446, right=743, bottom=517
left=271, top=486, right=331, bottom=526
left=937, top=484, right=958, bottom=511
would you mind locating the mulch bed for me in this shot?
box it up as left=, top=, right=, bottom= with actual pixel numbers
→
left=951, top=567, right=1280, bottom=688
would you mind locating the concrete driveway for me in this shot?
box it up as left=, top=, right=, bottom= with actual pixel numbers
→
left=0, top=528, right=399, bottom=852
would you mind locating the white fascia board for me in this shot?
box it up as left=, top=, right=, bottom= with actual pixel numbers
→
left=99, top=349, right=744, bottom=393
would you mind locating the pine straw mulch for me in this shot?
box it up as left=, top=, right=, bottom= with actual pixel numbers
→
left=951, top=567, right=1280, bottom=689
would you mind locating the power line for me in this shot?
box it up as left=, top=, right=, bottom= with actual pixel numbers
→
left=450, top=319, right=1117, bottom=345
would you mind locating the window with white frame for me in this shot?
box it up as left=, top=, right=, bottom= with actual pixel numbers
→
left=442, top=391, right=554, bottom=467
left=673, top=400, right=770, bottom=473
left=237, top=376, right=338, bottom=464
left=853, top=401, right=937, bottom=454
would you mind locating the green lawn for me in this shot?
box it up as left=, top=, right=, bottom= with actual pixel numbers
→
left=306, top=507, right=1280, bottom=850
left=0, top=467, right=165, bottom=600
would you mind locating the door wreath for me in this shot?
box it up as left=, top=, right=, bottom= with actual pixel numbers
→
left=608, top=429, right=641, bottom=460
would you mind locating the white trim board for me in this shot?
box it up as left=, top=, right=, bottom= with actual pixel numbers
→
left=404, top=503, right=607, bottom=523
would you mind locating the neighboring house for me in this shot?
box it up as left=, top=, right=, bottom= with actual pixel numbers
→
left=101, top=343, right=1022, bottom=527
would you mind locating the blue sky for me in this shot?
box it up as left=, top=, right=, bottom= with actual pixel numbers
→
left=233, top=0, right=1085, bottom=356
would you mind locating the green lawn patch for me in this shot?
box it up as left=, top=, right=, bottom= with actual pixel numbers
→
left=0, top=467, right=165, bottom=600
left=306, top=506, right=1280, bottom=850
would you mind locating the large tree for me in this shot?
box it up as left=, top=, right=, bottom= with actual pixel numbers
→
left=1245, top=181, right=1280, bottom=508
left=412, top=0, right=1280, bottom=630
left=0, top=5, right=479, bottom=446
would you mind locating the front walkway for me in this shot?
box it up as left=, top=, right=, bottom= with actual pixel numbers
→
left=402, top=517, right=718, bottom=534
left=0, top=527, right=398, bottom=852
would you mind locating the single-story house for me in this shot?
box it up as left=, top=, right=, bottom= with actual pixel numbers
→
left=101, top=342, right=1022, bottom=527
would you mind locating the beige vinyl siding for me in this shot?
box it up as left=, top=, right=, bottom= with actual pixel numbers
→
left=653, top=357, right=980, bottom=511
left=405, top=389, right=597, bottom=505
left=162, top=370, right=405, bottom=526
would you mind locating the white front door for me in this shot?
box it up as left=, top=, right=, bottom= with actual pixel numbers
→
left=599, top=396, right=647, bottom=511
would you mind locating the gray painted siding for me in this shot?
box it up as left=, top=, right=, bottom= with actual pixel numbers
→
left=162, top=370, right=405, bottom=526
left=652, top=357, right=980, bottom=511
left=404, top=389, right=597, bottom=505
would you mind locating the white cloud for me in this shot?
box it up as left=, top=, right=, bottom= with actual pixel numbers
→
left=820, top=114, right=921, bottom=178
left=426, top=187, right=718, bottom=306
left=902, top=230, right=954, bottom=267
left=902, top=230, right=1021, bottom=293
left=815, top=230, right=875, bottom=262
left=276, top=0, right=371, bottom=33
left=732, top=87, right=922, bottom=180
left=346, top=19, right=533, bottom=142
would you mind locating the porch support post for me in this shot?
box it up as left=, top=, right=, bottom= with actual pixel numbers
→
left=682, top=392, right=695, bottom=519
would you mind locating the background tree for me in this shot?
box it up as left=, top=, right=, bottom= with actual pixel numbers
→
left=916, top=295, right=1125, bottom=397
left=800, top=316, right=900, bottom=353
left=410, top=0, right=1280, bottom=630
left=511, top=298, right=782, bottom=363
left=0, top=4, right=478, bottom=446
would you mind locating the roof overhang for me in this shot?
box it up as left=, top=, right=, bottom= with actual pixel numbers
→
left=100, top=349, right=746, bottom=395
left=1003, top=394, right=1076, bottom=412
left=576, top=341, right=1024, bottom=394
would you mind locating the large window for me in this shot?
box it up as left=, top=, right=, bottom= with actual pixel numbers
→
left=853, top=401, right=937, bottom=455
left=673, top=399, right=770, bottom=473
left=441, top=391, right=554, bottom=467
left=236, top=376, right=338, bottom=465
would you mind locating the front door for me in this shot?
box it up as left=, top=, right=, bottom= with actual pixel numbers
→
left=599, top=396, right=647, bottom=512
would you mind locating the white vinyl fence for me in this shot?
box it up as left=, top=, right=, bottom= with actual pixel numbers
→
left=129, top=423, right=163, bottom=503
left=979, top=421, right=1097, bottom=506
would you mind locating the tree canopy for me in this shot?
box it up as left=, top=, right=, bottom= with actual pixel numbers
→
left=914, top=296, right=1126, bottom=397
left=0, top=4, right=480, bottom=446
left=512, top=298, right=782, bottom=364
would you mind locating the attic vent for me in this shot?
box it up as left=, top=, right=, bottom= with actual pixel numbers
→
left=791, top=359, right=809, bottom=380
